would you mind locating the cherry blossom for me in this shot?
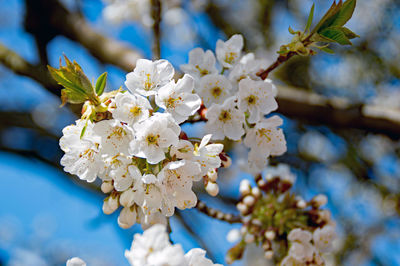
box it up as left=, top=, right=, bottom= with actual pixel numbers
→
left=216, top=34, right=244, bottom=68
left=111, top=91, right=152, bottom=126
left=181, top=48, right=218, bottom=79
left=198, top=74, right=232, bottom=107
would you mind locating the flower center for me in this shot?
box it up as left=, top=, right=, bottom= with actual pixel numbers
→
left=195, top=65, right=209, bottom=76
left=144, top=73, right=153, bottom=91
left=146, top=134, right=159, bottom=145
left=130, top=106, right=142, bottom=117
left=166, top=97, right=181, bottom=109
left=108, top=127, right=126, bottom=140
left=211, top=87, right=222, bottom=98
left=225, top=52, right=237, bottom=64
left=246, top=95, right=258, bottom=105
left=257, top=128, right=272, bottom=142
left=219, top=110, right=231, bottom=122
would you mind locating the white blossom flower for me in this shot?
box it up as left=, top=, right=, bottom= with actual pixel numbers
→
left=125, top=59, right=174, bottom=96
left=198, top=74, right=232, bottom=107
left=313, top=225, right=336, bottom=253
left=246, top=149, right=269, bottom=174
left=216, top=34, right=244, bottom=68
left=125, top=224, right=179, bottom=266
left=156, top=74, right=202, bottom=123
left=193, top=134, right=224, bottom=175
left=170, top=139, right=195, bottom=160
left=100, top=155, right=141, bottom=191
left=66, top=257, right=86, bottom=266
left=129, top=113, right=180, bottom=164
left=287, top=228, right=315, bottom=263
left=184, top=248, right=222, bottom=266
left=205, top=97, right=245, bottom=140
left=111, top=91, right=152, bottom=125
left=228, top=53, right=262, bottom=84
left=93, top=119, right=133, bottom=156
left=60, top=120, right=102, bottom=182
left=244, top=115, right=286, bottom=157
left=238, top=78, right=278, bottom=123
left=137, top=209, right=168, bottom=229
left=133, top=174, right=163, bottom=217
left=118, top=206, right=138, bottom=229
left=181, top=48, right=218, bottom=79
left=158, top=160, right=202, bottom=216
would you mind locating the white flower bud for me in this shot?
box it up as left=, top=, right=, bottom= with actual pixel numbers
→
left=264, top=250, right=274, bottom=259
left=207, top=169, right=218, bottom=182
left=264, top=230, right=276, bottom=240
left=103, top=195, right=119, bottom=214
left=118, top=206, right=137, bottom=229
left=312, top=194, right=328, bottom=208
left=239, top=179, right=251, bottom=195
left=251, top=187, right=261, bottom=198
left=216, top=211, right=224, bottom=220
left=221, top=155, right=232, bottom=168
left=236, top=203, right=248, bottom=214
left=244, top=233, right=255, bottom=243
left=257, top=179, right=266, bottom=187
left=101, top=181, right=113, bottom=193
left=296, top=199, right=307, bottom=209
left=205, top=182, right=219, bottom=196
left=243, top=195, right=255, bottom=207
left=227, top=229, right=241, bottom=243
left=119, top=189, right=135, bottom=207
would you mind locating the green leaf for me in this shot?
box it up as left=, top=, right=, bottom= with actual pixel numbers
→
left=312, top=1, right=342, bottom=34
left=95, top=72, right=108, bottom=96
left=305, top=3, right=315, bottom=31
left=321, top=47, right=335, bottom=54
left=47, top=55, right=100, bottom=106
left=341, top=26, right=359, bottom=39
left=332, top=0, right=357, bottom=27
left=80, top=120, right=88, bottom=139
left=288, top=26, right=296, bottom=34
left=319, top=26, right=352, bottom=45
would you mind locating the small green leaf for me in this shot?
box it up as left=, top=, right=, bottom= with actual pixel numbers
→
left=341, top=26, right=359, bottom=39
left=321, top=47, right=335, bottom=54
left=319, top=27, right=352, bottom=45
left=332, top=0, right=357, bottom=27
left=305, top=3, right=315, bottom=31
left=288, top=26, right=296, bottom=34
left=47, top=55, right=100, bottom=106
left=95, top=72, right=108, bottom=96
left=312, top=1, right=341, bottom=34
left=80, top=120, right=88, bottom=139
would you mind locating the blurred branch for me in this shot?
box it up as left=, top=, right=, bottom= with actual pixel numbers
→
left=0, top=43, right=60, bottom=95
left=150, top=0, right=162, bottom=59
left=277, top=85, right=400, bottom=139
left=25, top=0, right=142, bottom=72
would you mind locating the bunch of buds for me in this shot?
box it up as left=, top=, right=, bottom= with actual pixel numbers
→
left=226, top=166, right=336, bottom=265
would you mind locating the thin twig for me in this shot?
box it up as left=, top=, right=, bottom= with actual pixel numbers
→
left=150, top=0, right=162, bottom=59
left=196, top=200, right=241, bottom=224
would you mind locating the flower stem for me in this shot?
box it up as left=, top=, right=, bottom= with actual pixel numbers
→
left=196, top=200, right=241, bottom=224
left=150, top=0, right=162, bottom=60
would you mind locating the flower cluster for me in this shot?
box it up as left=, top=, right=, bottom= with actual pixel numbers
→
left=226, top=164, right=336, bottom=265
left=59, top=59, right=228, bottom=228
left=181, top=34, right=286, bottom=174
left=67, top=224, right=221, bottom=266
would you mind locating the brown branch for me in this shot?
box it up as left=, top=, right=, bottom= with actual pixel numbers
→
left=196, top=200, right=241, bottom=224
left=257, top=52, right=296, bottom=79
left=150, top=0, right=162, bottom=59
left=26, top=0, right=142, bottom=72
left=0, top=43, right=60, bottom=95
left=276, top=85, right=400, bottom=139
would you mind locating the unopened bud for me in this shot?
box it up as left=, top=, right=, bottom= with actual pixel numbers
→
left=205, top=182, right=219, bottom=196
left=264, top=250, right=274, bottom=259
left=103, top=195, right=119, bottom=214
left=101, top=181, right=113, bottom=193
left=243, top=195, right=256, bottom=207
left=239, top=179, right=251, bottom=195
left=221, top=154, right=232, bottom=168
left=119, top=189, right=135, bottom=207
left=227, top=229, right=241, bottom=243
left=297, top=199, right=307, bottom=209
left=312, top=194, right=328, bottom=208
left=251, top=187, right=261, bottom=198
left=264, top=230, right=276, bottom=241
left=207, top=169, right=218, bottom=182
left=236, top=203, right=248, bottom=215
left=118, top=206, right=137, bottom=229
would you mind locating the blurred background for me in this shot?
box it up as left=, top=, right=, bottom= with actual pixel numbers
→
left=1, top=0, right=400, bottom=265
